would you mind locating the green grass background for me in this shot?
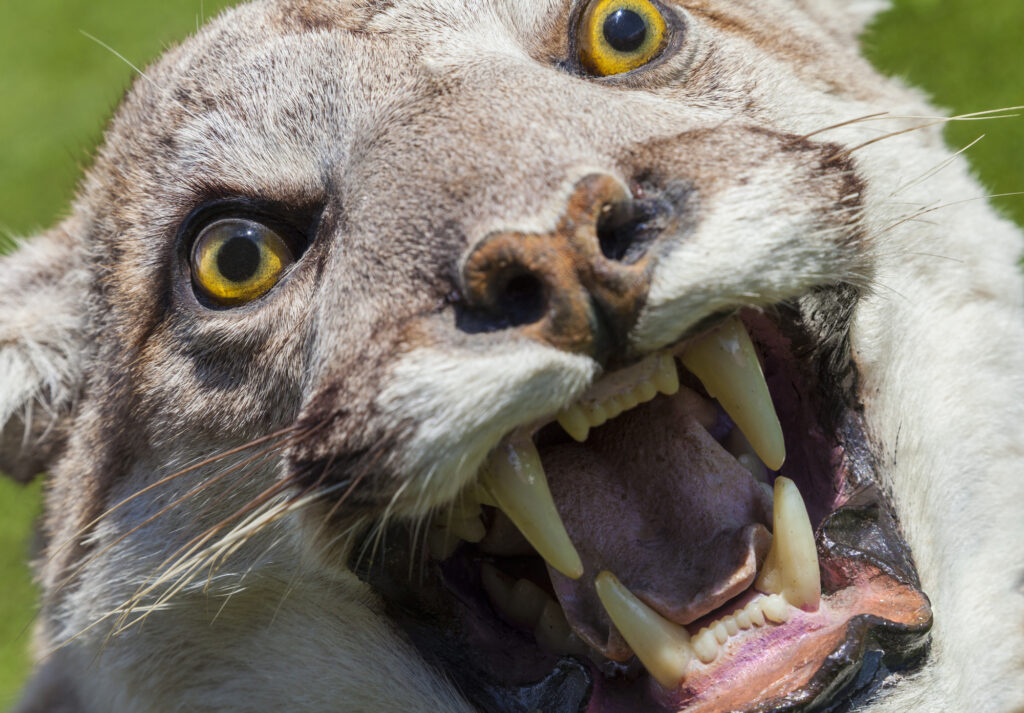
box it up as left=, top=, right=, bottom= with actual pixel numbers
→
left=0, top=0, right=1021, bottom=707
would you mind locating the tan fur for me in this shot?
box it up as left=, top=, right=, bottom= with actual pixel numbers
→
left=2, top=1, right=1022, bottom=711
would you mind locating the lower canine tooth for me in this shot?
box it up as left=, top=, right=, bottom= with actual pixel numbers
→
left=680, top=316, right=785, bottom=470
left=479, top=438, right=584, bottom=579
left=595, top=571, right=694, bottom=690
left=755, top=477, right=821, bottom=610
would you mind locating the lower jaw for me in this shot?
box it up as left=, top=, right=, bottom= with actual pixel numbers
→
left=359, top=489, right=931, bottom=713
left=355, top=306, right=933, bottom=713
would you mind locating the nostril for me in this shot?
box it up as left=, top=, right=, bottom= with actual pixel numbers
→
left=597, top=199, right=660, bottom=264
left=495, top=271, right=548, bottom=327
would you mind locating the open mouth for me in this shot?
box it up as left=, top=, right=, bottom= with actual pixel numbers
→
left=356, top=304, right=933, bottom=713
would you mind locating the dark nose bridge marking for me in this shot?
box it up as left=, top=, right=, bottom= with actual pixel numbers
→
left=461, top=173, right=656, bottom=358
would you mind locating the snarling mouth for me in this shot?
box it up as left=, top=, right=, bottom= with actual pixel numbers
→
left=357, top=305, right=932, bottom=713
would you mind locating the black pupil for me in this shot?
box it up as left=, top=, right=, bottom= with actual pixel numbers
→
left=216, top=235, right=262, bottom=283
left=603, top=8, right=648, bottom=53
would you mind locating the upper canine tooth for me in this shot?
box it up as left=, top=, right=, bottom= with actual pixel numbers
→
left=680, top=317, right=785, bottom=470
left=479, top=438, right=584, bottom=579
left=594, top=571, right=694, bottom=690
left=755, top=477, right=821, bottom=610
left=557, top=404, right=591, bottom=443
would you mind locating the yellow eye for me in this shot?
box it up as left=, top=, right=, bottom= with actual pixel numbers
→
left=191, top=219, right=294, bottom=306
left=579, top=0, right=668, bottom=77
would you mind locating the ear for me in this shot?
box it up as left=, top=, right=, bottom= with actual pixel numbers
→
left=0, top=219, right=89, bottom=483
left=798, top=0, right=890, bottom=40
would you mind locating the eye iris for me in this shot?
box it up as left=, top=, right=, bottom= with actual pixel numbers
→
left=191, top=218, right=294, bottom=307
left=216, top=235, right=262, bottom=283
left=578, top=0, right=668, bottom=77
left=603, top=9, right=647, bottom=52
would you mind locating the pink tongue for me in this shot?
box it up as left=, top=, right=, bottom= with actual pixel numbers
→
left=541, top=388, right=773, bottom=660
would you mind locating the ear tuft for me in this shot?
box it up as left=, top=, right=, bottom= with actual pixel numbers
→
left=0, top=221, right=89, bottom=482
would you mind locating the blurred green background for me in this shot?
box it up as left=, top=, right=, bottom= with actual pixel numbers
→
left=0, top=0, right=1021, bottom=707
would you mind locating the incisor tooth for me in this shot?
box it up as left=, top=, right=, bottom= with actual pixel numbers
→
left=680, top=317, right=785, bottom=470
left=755, top=477, right=821, bottom=610
left=654, top=353, right=680, bottom=395
left=637, top=381, right=658, bottom=402
left=479, top=438, right=584, bottom=579
left=583, top=402, right=608, bottom=427
left=427, top=527, right=460, bottom=560
left=761, top=594, right=790, bottom=623
left=712, top=621, right=728, bottom=644
left=557, top=405, right=591, bottom=443
left=723, top=616, right=739, bottom=636
left=604, top=396, right=624, bottom=419
left=447, top=514, right=486, bottom=543
left=746, top=599, right=767, bottom=627
left=693, top=629, right=718, bottom=664
left=595, top=571, right=693, bottom=690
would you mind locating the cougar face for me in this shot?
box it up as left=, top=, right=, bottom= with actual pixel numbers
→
left=3, top=1, right=1023, bottom=712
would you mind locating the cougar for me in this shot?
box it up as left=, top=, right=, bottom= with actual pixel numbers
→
left=2, top=0, right=1022, bottom=711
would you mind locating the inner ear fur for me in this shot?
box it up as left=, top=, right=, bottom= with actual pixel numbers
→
left=0, top=219, right=89, bottom=483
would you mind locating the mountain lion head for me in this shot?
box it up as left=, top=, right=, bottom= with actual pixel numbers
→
left=3, top=1, right=1023, bottom=711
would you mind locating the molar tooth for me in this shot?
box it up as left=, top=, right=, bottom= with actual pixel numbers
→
left=506, top=579, right=551, bottom=629
left=755, top=477, right=821, bottom=610
left=654, top=353, right=680, bottom=395
left=761, top=594, right=791, bottom=623
left=557, top=405, right=591, bottom=443
left=481, top=563, right=515, bottom=614
left=693, top=629, right=719, bottom=664
left=535, top=600, right=590, bottom=658
left=680, top=316, right=785, bottom=470
left=595, top=571, right=694, bottom=690
left=479, top=439, right=584, bottom=579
